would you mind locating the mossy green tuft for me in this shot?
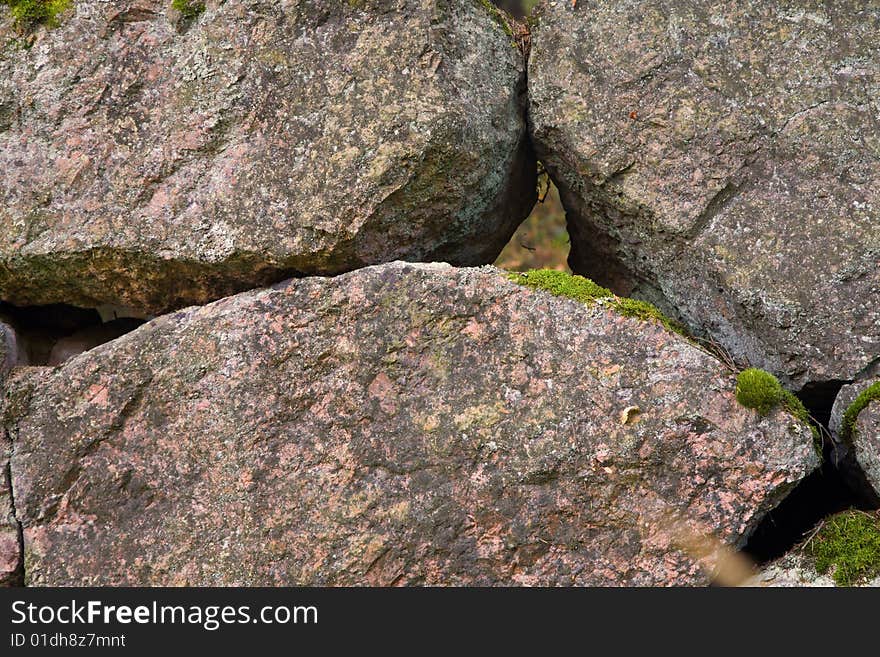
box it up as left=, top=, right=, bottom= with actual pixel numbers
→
left=171, top=0, right=204, bottom=19
left=735, top=367, right=819, bottom=450
left=506, top=269, right=686, bottom=336
left=735, top=368, right=785, bottom=414
left=810, top=510, right=880, bottom=586
left=1, top=0, right=70, bottom=30
left=612, top=297, right=688, bottom=336
left=841, top=381, right=880, bottom=443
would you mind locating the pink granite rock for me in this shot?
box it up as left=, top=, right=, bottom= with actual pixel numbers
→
left=5, top=263, right=818, bottom=585
left=0, top=0, right=534, bottom=313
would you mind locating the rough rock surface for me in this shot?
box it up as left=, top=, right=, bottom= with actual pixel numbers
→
left=528, top=1, right=880, bottom=388
left=4, top=262, right=818, bottom=585
left=749, top=551, right=880, bottom=587
left=0, top=0, right=534, bottom=313
left=1, top=423, right=19, bottom=586
left=847, top=400, right=880, bottom=499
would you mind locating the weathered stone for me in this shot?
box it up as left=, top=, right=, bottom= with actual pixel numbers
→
left=5, top=262, right=817, bottom=585
left=851, top=401, right=880, bottom=499
left=0, top=0, right=534, bottom=314
left=0, top=426, right=19, bottom=586
left=528, top=1, right=880, bottom=389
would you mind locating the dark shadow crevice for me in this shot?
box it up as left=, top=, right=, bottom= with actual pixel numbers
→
left=744, top=383, right=880, bottom=565
left=3, top=456, right=24, bottom=587
left=797, top=379, right=849, bottom=428
left=0, top=301, right=147, bottom=367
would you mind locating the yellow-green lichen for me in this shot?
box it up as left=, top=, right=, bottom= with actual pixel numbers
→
left=810, top=510, right=880, bottom=586
left=506, top=269, right=687, bottom=337
left=1, top=0, right=70, bottom=30
left=841, top=381, right=880, bottom=443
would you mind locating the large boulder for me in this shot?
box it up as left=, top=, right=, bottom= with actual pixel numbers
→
left=5, top=262, right=817, bottom=585
left=0, top=0, right=534, bottom=314
left=528, top=1, right=880, bottom=388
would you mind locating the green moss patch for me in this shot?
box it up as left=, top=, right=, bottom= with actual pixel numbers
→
left=810, top=510, right=880, bottom=586
left=506, top=269, right=686, bottom=336
left=841, top=381, right=880, bottom=443
left=171, top=0, right=204, bottom=19
left=508, top=269, right=612, bottom=304
left=735, top=367, right=819, bottom=449
left=735, top=368, right=785, bottom=414
left=1, top=0, right=70, bottom=30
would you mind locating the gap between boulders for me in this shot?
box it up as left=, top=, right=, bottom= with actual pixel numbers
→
left=0, top=301, right=147, bottom=367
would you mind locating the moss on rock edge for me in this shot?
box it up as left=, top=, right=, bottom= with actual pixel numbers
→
left=735, top=368, right=819, bottom=451
left=506, top=268, right=687, bottom=336
left=841, top=381, right=880, bottom=443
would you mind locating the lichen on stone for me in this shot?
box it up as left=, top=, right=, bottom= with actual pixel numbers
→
left=809, top=510, right=880, bottom=587
left=506, top=268, right=686, bottom=336
left=841, top=381, right=880, bottom=443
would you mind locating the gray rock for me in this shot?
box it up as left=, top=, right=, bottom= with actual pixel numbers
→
left=0, top=0, right=534, bottom=314
left=528, top=1, right=880, bottom=389
left=853, top=401, right=880, bottom=498
left=6, top=262, right=818, bottom=585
